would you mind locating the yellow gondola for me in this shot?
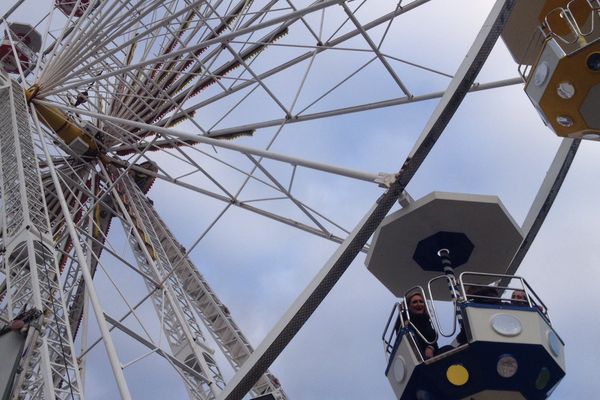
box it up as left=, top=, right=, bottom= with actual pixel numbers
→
left=502, top=0, right=600, bottom=140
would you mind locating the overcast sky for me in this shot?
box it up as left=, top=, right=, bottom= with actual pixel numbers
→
left=2, top=0, right=600, bottom=399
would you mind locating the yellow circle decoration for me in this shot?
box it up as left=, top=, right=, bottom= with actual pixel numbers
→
left=446, top=364, right=469, bottom=386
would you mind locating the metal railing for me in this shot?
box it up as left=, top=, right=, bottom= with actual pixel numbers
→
left=518, top=0, right=600, bottom=80
left=427, top=275, right=460, bottom=338
left=458, top=271, right=548, bottom=316
left=544, top=0, right=600, bottom=45
left=382, top=302, right=402, bottom=357
left=381, top=286, right=438, bottom=359
left=382, top=271, right=552, bottom=362
left=517, top=27, right=547, bottom=80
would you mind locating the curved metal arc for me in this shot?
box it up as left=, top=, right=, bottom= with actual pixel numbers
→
left=426, top=275, right=459, bottom=338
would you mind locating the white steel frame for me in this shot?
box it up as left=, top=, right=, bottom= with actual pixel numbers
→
left=0, top=0, right=579, bottom=399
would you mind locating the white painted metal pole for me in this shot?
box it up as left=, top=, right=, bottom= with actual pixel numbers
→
left=78, top=173, right=96, bottom=393
left=97, top=162, right=221, bottom=396
left=202, top=77, right=521, bottom=138
left=41, top=0, right=343, bottom=96
left=31, top=105, right=133, bottom=400
left=0, top=0, right=26, bottom=23
left=33, top=99, right=389, bottom=184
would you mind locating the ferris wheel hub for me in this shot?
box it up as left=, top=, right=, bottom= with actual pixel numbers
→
left=24, top=84, right=39, bottom=102
left=25, top=85, right=101, bottom=158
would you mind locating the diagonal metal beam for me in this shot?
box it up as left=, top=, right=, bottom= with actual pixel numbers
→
left=245, top=153, right=330, bottom=234
left=501, top=138, right=580, bottom=285
left=340, top=2, right=412, bottom=97
left=35, top=99, right=395, bottom=184
left=202, top=77, right=522, bottom=138
left=103, top=313, right=211, bottom=384
left=0, top=0, right=26, bottom=24
left=105, top=157, right=359, bottom=249
left=158, top=0, right=434, bottom=129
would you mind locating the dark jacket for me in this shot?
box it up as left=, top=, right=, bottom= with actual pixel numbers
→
left=395, top=312, right=438, bottom=358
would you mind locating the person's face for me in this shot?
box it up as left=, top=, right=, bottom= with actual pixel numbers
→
left=408, top=295, right=426, bottom=315
left=511, top=291, right=526, bottom=302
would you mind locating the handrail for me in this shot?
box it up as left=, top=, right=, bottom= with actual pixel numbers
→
left=545, top=6, right=582, bottom=45
left=381, top=286, right=439, bottom=358
left=521, top=278, right=549, bottom=316
left=519, top=0, right=600, bottom=80
left=458, top=271, right=548, bottom=316
left=427, top=275, right=460, bottom=338
left=568, top=0, right=597, bottom=36
left=543, top=0, right=600, bottom=47
left=405, top=320, right=438, bottom=347
left=517, top=27, right=546, bottom=80
left=381, top=302, right=401, bottom=356
left=382, top=271, right=553, bottom=362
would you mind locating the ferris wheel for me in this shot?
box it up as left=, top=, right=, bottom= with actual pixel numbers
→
left=0, top=0, right=597, bottom=399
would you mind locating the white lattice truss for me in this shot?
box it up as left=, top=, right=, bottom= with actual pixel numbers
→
left=0, top=73, right=83, bottom=400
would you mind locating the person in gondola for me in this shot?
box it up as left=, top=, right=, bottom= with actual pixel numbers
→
left=511, top=289, right=527, bottom=306
left=396, top=292, right=438, bottom=360
left=511, top=289, right=546, bottom=314
left=449, top=285, right=502, bottom=347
